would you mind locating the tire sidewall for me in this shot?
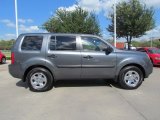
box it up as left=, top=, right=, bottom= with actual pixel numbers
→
left=27, top=68, right=53, bottom=92
left=1, top=57, right=6, bottom=64
left=119, top=66, right=144, bottom=89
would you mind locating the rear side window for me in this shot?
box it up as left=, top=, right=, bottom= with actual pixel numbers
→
left=49, top=36, right=76, bottom=50
left=21, top=36, right=43, bottom=51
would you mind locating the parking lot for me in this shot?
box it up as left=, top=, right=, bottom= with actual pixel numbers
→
left=0, top=61, right=160, bottom=120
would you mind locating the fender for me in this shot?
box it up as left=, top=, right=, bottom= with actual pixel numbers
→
left=22, top=57, right=57, bottom=81
left=115, top=56, right=146, bottom=80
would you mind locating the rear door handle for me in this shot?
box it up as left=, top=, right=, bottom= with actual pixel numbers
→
left=47, top=54, right=56, bottom=58
left=83, top=55, right=93, bottom=59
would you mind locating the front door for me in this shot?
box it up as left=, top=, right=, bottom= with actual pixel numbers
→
left=47, top=35, right=81, bottom=80
left=80, top=36, right=116, bottom=79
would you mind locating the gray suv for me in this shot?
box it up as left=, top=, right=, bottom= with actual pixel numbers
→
left=9, top=33, right=153, bottom=92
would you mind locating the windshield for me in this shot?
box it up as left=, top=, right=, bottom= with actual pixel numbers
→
left=148, top=48, right=160, bottom=54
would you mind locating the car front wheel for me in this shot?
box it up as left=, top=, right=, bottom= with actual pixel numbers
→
left=118, top=66, right=144, bottom=89
left=27, top=67, right=54, bottom=92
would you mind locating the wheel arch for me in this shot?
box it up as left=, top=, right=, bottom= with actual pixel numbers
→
left=115, top=63, right=146, bottom=82
left=23, top=65, right=54, bottom=82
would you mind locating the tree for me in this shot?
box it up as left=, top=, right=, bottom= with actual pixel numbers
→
left=42, top=7, right=101, bottom=36
left=107, top=0, right=155, bottom=50
left=0, top=39, right=15, bottom=50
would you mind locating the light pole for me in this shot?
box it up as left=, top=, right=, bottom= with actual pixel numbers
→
left=114, top=0, right=117, bottom=47
left=15, top=0, right=19, bottom=38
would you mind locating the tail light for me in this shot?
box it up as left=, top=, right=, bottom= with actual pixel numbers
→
left=11, top=52, right=15, bottom=64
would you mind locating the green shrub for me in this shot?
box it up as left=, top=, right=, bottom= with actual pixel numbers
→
left=6, top=56, right=11, bottom=60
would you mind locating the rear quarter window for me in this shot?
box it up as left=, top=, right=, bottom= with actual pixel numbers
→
left=21, top=36, right=43, bottom=51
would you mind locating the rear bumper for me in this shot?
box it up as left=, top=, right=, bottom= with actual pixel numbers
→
left=8, top=64, right=23, bottom=79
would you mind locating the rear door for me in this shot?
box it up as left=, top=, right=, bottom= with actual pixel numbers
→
left=46, top=35, right=81, bottom=80
left=80, top=36, right=116, bottom=79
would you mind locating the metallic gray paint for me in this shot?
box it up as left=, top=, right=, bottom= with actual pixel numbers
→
left=8, top=33, right=153, bottom=82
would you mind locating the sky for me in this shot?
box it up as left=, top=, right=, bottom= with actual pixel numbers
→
left=0, top=0, right=160, bottom=41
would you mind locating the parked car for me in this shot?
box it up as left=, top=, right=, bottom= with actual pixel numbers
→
left=137, top=47, right=160, bottom=66
left=9, top=33, right=153, bottom=92
left=0, top=50, right=6, bottom=64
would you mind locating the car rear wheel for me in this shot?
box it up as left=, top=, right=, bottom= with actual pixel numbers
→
left=27, top=67, right=54, bottom=92
left=1, top=57, right=6, bottom=64
left=118, top=66, right=144, bottom=89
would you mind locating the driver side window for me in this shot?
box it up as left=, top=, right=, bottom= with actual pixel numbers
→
left=81, top=36, right=108, bottom=51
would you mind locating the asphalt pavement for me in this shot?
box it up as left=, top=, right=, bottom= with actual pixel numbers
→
left=0, top=61, right=160, bottom=120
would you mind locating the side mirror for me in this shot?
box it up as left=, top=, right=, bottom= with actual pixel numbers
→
left=103, top=47, right=113, bottom=55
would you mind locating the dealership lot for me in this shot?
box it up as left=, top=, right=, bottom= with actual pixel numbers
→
left=0, top=61, right=160, bottom=120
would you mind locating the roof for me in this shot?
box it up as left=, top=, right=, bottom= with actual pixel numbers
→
left=19, top=33, right=98, bottom=37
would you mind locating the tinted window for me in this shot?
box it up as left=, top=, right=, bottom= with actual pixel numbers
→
left=21, top=36, right=43, bottom=51
left=81, top=37, right=108, bottom=51
left=148, top=48, right=160, bottom=54
left=55, top=36, right=76, bottom=50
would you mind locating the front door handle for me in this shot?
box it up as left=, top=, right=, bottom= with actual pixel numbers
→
left=83, top=55, right=93, bottom=59
left=47, top=54, right=56, bottom=58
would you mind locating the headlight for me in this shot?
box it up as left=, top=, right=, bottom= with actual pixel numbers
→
left=155, top=57, right=160, bottom=60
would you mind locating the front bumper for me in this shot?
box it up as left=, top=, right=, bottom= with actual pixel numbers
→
left=153, top=59, right=160, bottom=65
left=144, top=58, right=153, bottom=78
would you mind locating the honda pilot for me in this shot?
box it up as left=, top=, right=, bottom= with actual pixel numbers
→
left=9, top=33, right=153, bottom=92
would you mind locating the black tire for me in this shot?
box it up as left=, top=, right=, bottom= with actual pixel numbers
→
left=1, top=57, right=6, bottom=64
left=26, top=67, right=54, bottom=92
left=118, top=66, right=144, bottom=89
